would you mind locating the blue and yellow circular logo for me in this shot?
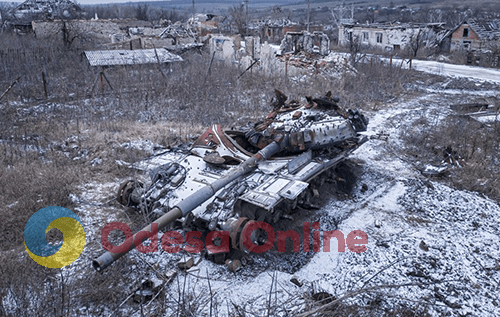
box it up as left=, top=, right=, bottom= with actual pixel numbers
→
left=24, top=206, right=85, bottom=268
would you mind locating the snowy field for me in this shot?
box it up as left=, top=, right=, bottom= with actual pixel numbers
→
left=62, top=73, right=500, bottom=316
left=3, top=57, right=499, bottom=316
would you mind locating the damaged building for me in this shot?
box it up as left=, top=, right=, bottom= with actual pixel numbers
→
left=8, top=0, right=84, bottom=22
left=450, top=19, right=500, bottom=67
left=258, top=20, right=324, bottom=44
left=30, top=18, right=200, bottom=51
left=3, top=0, right=84, bottom=34
left=208, top=31, right=350, bottom=78
left=188, top=13, right=227, bottom=36
left=280, top=31, right=330, bottom=56
left=451, top=20, right=500, bottom=52
left=339, top=22, right=450, bottom=54
left=450, top=20, right=500, bottom=67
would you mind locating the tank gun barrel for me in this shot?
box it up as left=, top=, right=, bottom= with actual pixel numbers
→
left=92, top=141, right=281, bottom=272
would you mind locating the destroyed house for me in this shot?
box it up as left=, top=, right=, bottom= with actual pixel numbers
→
left=339, top=22, right=449, bottom=53
left=260, top=23, right=324, bottom=44
left=450, top=20, right=500, bottom=52
left=188, top=13, right=226, bottom=36
left=280, top=31, right=330, bottom=56
left=257, top=20, right=291, bottom=43
left=8, top=0, right=84, bottom=21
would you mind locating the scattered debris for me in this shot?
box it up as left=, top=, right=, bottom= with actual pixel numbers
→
left=311, top=291, right=334, bottom=303
left=225, top=259, right=242, bottom=273
left=421, top=163, right=448, bottom=177
left=280, top=31, right=330, bottom=56
left=8, top=0, right=85, bottom=21
left=419, top=240, right=429, bottom=251
left=290, top=277, right=303, bottom=287
left=133, top=280, right=157, bottom=303
left=177, top=257, right=194, bottom=270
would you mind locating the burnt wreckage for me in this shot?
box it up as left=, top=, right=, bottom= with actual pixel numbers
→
left=93, top=90, right=368, bottom=271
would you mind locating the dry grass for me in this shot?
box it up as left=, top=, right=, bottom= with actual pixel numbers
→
left=402, top=113, right=500, bottom=201
left=0, top=30, right=433, bottom=316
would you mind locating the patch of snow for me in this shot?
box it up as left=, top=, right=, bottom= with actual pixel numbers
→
left=120, top=139, right=166, bottom=155
left=66, top=81, right=500, bottom=315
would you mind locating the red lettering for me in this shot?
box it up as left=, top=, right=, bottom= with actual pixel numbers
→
left=135, top=223, right=158, bottom=253
left=160, top=231, right=183, bottom=253
left=185, top=231, right=204, bottom=253
left=346, top=230, right=368, bottom=253
left=101, top=222, right=133, bottom=253
left=277, top=230, right=300, bottom=253
left=242, top=221, right=275, bottom=253
left=303, top=222, right=309, bottom=252
left=205, top=231, right=230, bottom=253
left=322, top=230, right=345, bottom=252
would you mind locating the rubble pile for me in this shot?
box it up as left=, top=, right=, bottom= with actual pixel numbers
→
left=8, top=0, right=84, bottom=21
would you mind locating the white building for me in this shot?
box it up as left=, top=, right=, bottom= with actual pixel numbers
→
left=339, top=22, right=449, bottom=53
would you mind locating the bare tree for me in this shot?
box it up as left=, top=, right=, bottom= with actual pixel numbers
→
left=487, top=41, right=500, bottom=67
left=450, top=8, right=473, bottom=26
left=349, top=34, right=362, bottom=66
left=61, top=20, right=93, bottom=49
left=271, top=6, right=284, bottom=21
left=0, top=7, right=5, bottom=33
left=136, top=4, right=149, bottom=21
left=330, top=2, right=350, bottom=28
left=408, top=28, right=424, bottom=58
left=427, top=9, right=443, bottom=23
left=229, top=4, right=246, bottom=35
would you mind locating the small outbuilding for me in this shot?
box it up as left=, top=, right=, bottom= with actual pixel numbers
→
left=450, top=20, right=500, bottom=52
left=84, top=49, right=183, bottom=67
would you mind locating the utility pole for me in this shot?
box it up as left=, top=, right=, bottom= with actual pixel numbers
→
left=307, top=0, right=310, bottom=33
left=192, top=0, right=195, bottom=21
left=245, top=0, right=249, bottom=36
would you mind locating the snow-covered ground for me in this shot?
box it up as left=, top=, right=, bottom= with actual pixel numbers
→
left=15, top=57, right=496, bottom=316
left=409, top=59, right=500, bottom=84
left=60, top=81, right=500, bottom=316
left=326, top=52, right=500, bottom=84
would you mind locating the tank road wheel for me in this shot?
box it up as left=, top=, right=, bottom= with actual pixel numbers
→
left=117, top=180, right=144, bottom=207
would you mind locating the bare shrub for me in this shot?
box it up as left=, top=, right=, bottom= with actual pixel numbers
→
left=0, top=27, right=428, bottom=316
left=338, top=60, right=416, bottom=110
left=402, top=114, right=500, bottom=201
left=0, top=245, right=138, bottom=316
left=0, top=153, right=78, bottom=251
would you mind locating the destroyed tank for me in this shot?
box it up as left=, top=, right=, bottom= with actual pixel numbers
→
left=93, top=90, right=368, bottom=271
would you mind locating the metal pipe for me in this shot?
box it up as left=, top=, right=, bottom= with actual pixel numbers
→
left=92, top=141, right=281, bottom=271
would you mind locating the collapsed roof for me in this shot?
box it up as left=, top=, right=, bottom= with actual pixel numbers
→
left=9, top=0, right=85, bottom=21
left=466, top=19, right=500, bottom=41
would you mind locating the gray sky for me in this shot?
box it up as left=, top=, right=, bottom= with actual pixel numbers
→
left=75, top=0, right=170, bottom=4
left=5, top=0, right=173, bottom=4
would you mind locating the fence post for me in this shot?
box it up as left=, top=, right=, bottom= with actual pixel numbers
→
left=42, top=72, right=48, bottom=99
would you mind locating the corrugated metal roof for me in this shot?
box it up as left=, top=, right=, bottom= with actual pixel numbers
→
left=468, top=19, right=500, bottom=41
left=84, top=49, right=183, bottom=67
